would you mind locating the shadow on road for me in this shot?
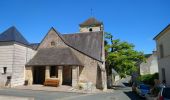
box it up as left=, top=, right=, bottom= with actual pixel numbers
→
left=122, top=83, right=131, bottom=87
left=124, top=91, right=145, bottom=100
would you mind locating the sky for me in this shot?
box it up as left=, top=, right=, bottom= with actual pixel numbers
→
left=0, top=0, right=170, bottom=54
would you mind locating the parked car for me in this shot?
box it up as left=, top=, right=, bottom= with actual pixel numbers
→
left=136, top=84, right=150, bottom=98
left=157, top=87, right=170, bottom=100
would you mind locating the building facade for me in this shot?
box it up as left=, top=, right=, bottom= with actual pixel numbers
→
left=139, top=51, right=158, bottom=75
left=154, top=24, right=170, bottom=86
left=0, top=18, right=107, bottom=90
left=0, top=27, right=36, bottom=87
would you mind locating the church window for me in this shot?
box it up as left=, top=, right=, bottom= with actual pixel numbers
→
left=51, top=41, right=55, bottom=46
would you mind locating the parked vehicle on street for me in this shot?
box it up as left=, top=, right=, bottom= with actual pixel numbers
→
left=157, top=87, right=170, bottom=100
left=136, top=84, right=150, bottom=98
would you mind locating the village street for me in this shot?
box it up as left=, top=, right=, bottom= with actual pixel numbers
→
left=0, top=78, right=145, bottom=100
left=0, top=87, right=143, bottom=100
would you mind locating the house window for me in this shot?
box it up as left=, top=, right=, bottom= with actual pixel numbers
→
left=51, top=41, right=55, bottom=46
left=159, top=44, right=164, bottom=58
left=89, top=28, right=93, bottom=32
left=162, top=68, right=166, bottom=82
left=3, top=67, right=7, bottom=74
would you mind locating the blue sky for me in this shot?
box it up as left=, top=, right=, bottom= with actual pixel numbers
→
left=0, top=0, right=170, bottom=54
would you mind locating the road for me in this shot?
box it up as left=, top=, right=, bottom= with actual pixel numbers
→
left=0, top=88, right=144, bottom=100
left=0, top=78, right=145, bottom=100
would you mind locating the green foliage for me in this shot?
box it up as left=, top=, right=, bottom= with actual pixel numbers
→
left=137, top=73, right=159, bottom=85
left=105, top=32, right=145, bottom=75
left=120, top=73, right=126, bottom=78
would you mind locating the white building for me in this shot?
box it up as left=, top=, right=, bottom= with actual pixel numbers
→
left=154, top=24, right=170, bottom=86
left=139, top=51, right=158, bottom=75
left=0, top=26, right=36, bottom=87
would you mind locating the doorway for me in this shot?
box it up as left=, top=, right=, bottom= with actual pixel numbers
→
left=33, top=67, right=45, bottom=84
left=62, top=66, right=72, bottom=85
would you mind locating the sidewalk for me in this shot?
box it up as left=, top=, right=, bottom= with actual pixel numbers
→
left=0, top=95, right=34, bottom=100
left=13, top=85, right=113, bottom=93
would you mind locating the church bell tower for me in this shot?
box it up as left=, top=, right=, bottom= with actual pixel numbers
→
left=79, top=17, right=104, bottom=33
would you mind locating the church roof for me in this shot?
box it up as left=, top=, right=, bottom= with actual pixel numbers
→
left=26, top=48, right=83, bottom=66
left=79, top=17, right=103, bottom=27
left=29, top=43, right=40, bottom=50
left=0, top=26, right=29, bottom=45
left=63, top=31, right=103, bottom=61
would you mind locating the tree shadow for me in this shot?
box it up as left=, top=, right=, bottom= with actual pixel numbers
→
left=122, top=82, right=131, bottom=87
left=124, top=91, right=145, bottom=100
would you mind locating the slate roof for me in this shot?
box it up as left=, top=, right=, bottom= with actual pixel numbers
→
left=0, top=26, right=29, bottom=45
left=29, top=43, right=40, bottom=50
left=79, top=17, right=103, bottom=27
left=30, top=30, right=103, bottom=62
left=26, top=48, right=83, bottom=66
left=153, top=24, right=170, bottom=40
left=63, top=31, right=103, bottom=61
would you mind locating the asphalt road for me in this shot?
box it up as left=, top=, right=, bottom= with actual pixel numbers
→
left=0, top=86, right=145, bottom=100
left=0, top=77, right=145, bottom=100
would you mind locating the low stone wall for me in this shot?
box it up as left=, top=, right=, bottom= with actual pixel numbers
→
left=25, top=67, right=33, bottom=85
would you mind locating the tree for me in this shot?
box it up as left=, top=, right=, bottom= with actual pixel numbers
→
left=105, top=32, right=145, bottom=77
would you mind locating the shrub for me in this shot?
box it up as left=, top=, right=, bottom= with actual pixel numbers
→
left=120, top=73, right=126, bottom=78
left=137, top=73, right=159, bottom=86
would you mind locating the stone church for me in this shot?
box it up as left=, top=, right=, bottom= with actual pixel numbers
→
left=0, top=18, right=107, bottom=90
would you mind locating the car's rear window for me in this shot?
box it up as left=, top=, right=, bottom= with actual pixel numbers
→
left=162, top=88, right=170, bottom=99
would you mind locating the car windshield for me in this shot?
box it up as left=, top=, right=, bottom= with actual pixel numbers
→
left=162, top=87, right=170, bottom=99
left=140, top=85, right=150, bottom=90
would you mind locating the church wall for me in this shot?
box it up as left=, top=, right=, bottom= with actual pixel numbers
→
left=70, top=48, right=103, bottom=88
left=35, top=29, right=103, bottom=88
left=38, top=29, right=67, bottom=49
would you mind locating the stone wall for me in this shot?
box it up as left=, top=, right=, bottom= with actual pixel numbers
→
left=38, top=29, right=67, bottom=49
left=25, top=66, right=33, bottom=85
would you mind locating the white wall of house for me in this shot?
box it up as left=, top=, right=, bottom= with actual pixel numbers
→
left=140, top=52, right=158, bottom=75
left=0, top=42, right=14, bottom=87
left=0, top=42, right=36, bottom=87
left=0, top=42, right=13, bottom=74
left=156, top=28, right=170, bottom=86
left=150, top=54, right=158, bottom=74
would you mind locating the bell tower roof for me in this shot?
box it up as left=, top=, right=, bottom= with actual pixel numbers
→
left=79, top=17, right=103, bottom=27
